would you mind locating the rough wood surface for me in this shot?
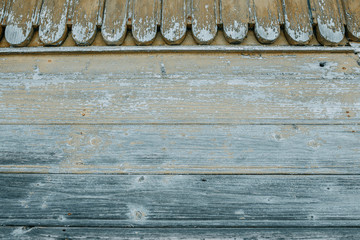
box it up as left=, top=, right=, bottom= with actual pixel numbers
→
left=0, top=125, right=359, bottom=174
left=0, top=0, right=6, bottom=22
left=97, top=0, right=105, bottom=26
left=4, top=0, right=40, bottom=47
left=253, top=0, right=281, bottom=44
left=101, top=0, right=128, bottom=46
left=39, top=0, right=69, bottom=46
left=72, top=0, right=100, bottom=45
left=1, top=174, right=360, bottom=227
left=161, top=0, right=187, bottom=45
left=0, top=53, right=359, bottom=124
left=342, top=0, right=360, bottom=41
left=282, top=0, right=313, bottom=45
left=0, top=0, right=7, bottom=37
left=192, top=0, right=217, bottom=44
left=221, top=0, right=249, bottom=43
left=132, top=0, right=157, bottom=45
left=0, top=0, right=359, bottom=46
left=2, top=227, right=360, bottom=239
left=311, top=0, right=345, bottom=46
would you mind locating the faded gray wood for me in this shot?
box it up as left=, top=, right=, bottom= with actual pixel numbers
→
left=342, top=0, right=360, bottom=41
left=39, top=0, right=70, bottom=46
left=101, top=0, right=128, bottom=46
left=0, top=45, right=355, bottom=54
left=161, top=0, right=187, bottom=44
left=221, top=0, right=249, bottom=43
left=253, top=0, right=281, bottom=44
left=1, top=174, right=360, bottom=227
left=0, top=0, right=6, bottom=21
left=72, top=0, right=100, bottom=45
left=282, top=0, right=313, bottom=45
left=0, top=125, right=359, bottom=174
left=132, top=0, right=157, bottom=45
left=192, top=0, right=217, bottom=44
left=0, top=53, right=359, bottom=124
left=4, top=0, right=41, bottom=47
left=311, top=0, right=345, bottom=46
left=0, top=0, right=7, bottom=38
left=1, top=227, right=360, bottom=239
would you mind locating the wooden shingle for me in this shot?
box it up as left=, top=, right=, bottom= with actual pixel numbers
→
left=0, top=0, right=359, bottom=47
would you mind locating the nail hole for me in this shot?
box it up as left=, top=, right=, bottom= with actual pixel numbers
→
left=319, top=62, right=326, bottom=67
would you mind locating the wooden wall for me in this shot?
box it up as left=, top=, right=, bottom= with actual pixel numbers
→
left=0, top=51, right=360, bottom=238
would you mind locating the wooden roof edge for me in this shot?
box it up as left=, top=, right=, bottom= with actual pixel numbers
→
left=0, top=0, right=359, bottom=47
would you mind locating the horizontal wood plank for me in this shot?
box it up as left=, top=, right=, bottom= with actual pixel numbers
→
left=0, top=125, right=359, bottom=174
left=1, top=174, right=360, bottom=227
left=0, top=53, right=359, bottom=124
left=1, top=227, right=360, bottom=239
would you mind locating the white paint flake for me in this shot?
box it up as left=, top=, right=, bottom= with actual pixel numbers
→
left=224, top=20, right=248, bottom=42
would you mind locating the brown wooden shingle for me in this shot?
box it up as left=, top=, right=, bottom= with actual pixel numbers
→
left=0, top=0, right=359, bottom=47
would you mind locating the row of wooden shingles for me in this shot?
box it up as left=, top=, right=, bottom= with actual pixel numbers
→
left=0, top=0, right=359, bottom=47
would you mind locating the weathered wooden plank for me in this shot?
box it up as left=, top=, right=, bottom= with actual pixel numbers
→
left=101, top=0, right=128, bottom=46
left=132, top=0, right=157, bottom=45
left=97, top=0, right=105, bottom=26
left=1, top=174, right=360, bottom=227
left=282, top=0, right=313, bottom=45
left=161, top=0, right=187, bottom=45
left=2, top=227, right=360, bottom=239
left=0, top=125, right=359, bottom=174
left=72, top=0, right=100, bottom=45
left=0, top=0, right=6, bottom=22
left=253, top=0, right=281, bottom=44
left=39, top=0, right=70, bottom=46
left=0, top=0, right=7, bottom=37
left=192, top=0, right=217, bottom=44
left=311, top=0, right=345, bottom=46
left=0, top=53, right=359, bottom=124
left=4, top=0, right=40, bottom=47
left=221, top=0, right=249, bottom=43
left=342, top=0, right=360, bottom=41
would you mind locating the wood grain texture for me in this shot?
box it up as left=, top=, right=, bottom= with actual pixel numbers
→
left=4, top=0, right=40, bottom=47
left=1, top=174, right=360, bottom=227
left=0, top=53, right=359, bottom=124
left=282, top=0, right=313, bottom=45
left=342, top=0, right=360, bottom=41
left=97, top=0, right=105, bottom=26
left=39, top=0, right=69, bottom=46
left=311, top=0, right=345, bottom=46
left=72, top=0, right=100, bottom=45
left=161, top=0, right=187, bottom=45
left=192, top=0, right=217, bottom=44
left=0, top=0, right=7, bottom=38
left=0, top=125, right=359, bottom=174
left=253, top=0, right=281, bottom=44
left=221, top=0, right=249, bottom=43
left=2, top=227, right=360, bottom=239
left=132, top=0, right=157, bottom=45
left=0, top=0, right=6, bottom=22
left=101, top=0, right=128, bottom=46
